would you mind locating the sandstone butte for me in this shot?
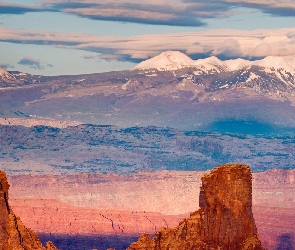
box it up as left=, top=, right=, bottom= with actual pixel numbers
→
left=128, top=164, right=266, bottom=250
left=0, top=170, right=57, bottom=250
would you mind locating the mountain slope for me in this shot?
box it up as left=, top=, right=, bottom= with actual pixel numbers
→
left=0, top=67, right=15, bottom=82
left=0, top=53, right=295, bottom=132
left=133, top=51, right=295, bottom=91
left=255, top=55, right=295, bottom=73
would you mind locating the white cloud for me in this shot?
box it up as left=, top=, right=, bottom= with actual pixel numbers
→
left=1, top=27, right=295, bottom=63
left=41, top=0, right=295, bottom=27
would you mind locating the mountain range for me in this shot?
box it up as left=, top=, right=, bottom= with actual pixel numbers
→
left=1, top=51, right=295, bottom=133
left=134, top=50, right=295, bottom=75
left=1, top=52, right=295, bottom=250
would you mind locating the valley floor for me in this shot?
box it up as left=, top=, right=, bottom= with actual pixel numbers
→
left=8, top=169, right=295, bottom=250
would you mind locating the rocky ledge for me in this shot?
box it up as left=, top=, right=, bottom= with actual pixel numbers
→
left=0, top=170, right=57, bottom=250
left=128, top=164, right=266, bottom=250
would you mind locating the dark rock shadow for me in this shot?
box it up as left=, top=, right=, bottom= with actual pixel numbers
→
left=39, top=234, right=139, bottom=250
left=276, top=233, right=294, bottom=250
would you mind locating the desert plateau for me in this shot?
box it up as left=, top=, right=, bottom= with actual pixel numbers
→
left=1, top=1, right=295, bottom=248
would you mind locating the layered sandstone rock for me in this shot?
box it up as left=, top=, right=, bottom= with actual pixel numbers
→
left=0, top=170, right=57, bottom=250
left=128, top=164, right=266, bottom=250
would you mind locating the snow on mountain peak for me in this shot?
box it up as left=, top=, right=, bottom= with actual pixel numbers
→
left=253, top=55, right=295, bottom=73
left=0, top=67, right=8, bottom=74
left=0, top=67, right=15, bottom=81
left=194, top=56, right=223, bottom=66
left=224, top=58, right=250, bottom=71
left=134, top=51, right=295, bottom=76
left=191, top=56, right=228, bottom=74
left=133, top=51, right=195, bottom=71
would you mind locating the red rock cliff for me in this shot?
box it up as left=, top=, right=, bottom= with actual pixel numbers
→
left=0, top=170, right=57, bottom=250
left=128, top=164, right=266, bottom=250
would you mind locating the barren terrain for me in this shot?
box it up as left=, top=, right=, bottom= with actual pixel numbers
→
left=1, top=124, right=295, bottom=176
left=8, top=169, right=295, bottom=250
left=1, top=65, right=295, bottom=131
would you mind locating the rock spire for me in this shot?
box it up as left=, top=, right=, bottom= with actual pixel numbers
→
left=0, top=170, right=57, bottom=250
left=128, top=164, right=265, bottom=250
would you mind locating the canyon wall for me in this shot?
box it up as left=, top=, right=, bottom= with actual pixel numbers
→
left=7, top=169, right=295, bottom=249
left=128, top=164, right=265, bottom=250
left=0, top=170, right=56, bottom=250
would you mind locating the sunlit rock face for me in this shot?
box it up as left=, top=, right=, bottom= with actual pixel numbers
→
left=0, top=170, right=57, bottom=250
left=128, top=164, right=265, bottom=250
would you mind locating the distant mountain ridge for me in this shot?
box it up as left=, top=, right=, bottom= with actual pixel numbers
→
left=133, top=51, right=295, bottom=96
left=0, top=67, right=15, bottom=82
left=0, top=51, right=295, bottom=132
left=134, top=50, right=295, bottom=75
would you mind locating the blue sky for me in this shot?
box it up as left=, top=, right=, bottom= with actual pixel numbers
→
left=0, top=0, right=295, bottom=75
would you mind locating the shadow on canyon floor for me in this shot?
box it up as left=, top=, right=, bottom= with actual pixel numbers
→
left=276, top=233, right=294, bottom=250
left=39, top=234, right=139, bottom=250
left=40, top=233, right=295, bottom=250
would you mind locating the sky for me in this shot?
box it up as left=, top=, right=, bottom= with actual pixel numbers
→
left=0, top=0, right=295, bottom=76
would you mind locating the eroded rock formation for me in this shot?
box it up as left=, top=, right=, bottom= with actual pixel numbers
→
left=0, top=170, right=57, bottom=250
left=128, top=164, right=266, bottom=250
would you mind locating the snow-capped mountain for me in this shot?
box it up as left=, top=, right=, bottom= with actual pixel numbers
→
left=251, top=56, right=295, bottom=87
left=0, top=67, right=15, bottom=81
left=255, top=56, right=295, bottom=73
left=133, top=51, right=247, bottom=73
left=192, top=56, right=227, bottom=74
left=1, top=56, right=295, bottom=132
left=134, top=50, right=295, bottom=75
left=133, top=51, right=295, bottom=89
left=133, top=51, right=195, bottom=71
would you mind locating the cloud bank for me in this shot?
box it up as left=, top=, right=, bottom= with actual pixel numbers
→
left=1, top=0, right=293, bottom=27
left=0, top=1, right=52, bottom=14
left=222, top=0, right=295, bottom=16
left=40, top=0, right=295, bottom=26
left=43, top=0, right=209, bottom=27
left=1, top=27, right=295, bottom=63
